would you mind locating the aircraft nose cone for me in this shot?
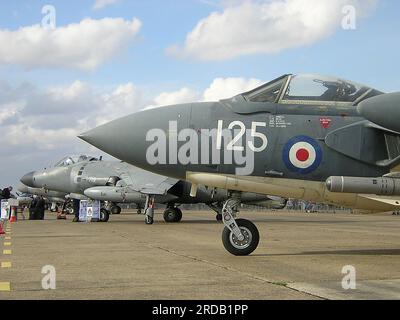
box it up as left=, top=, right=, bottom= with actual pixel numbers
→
left=20, top=171, right=35, bottom=187
left=79, top=115, right=138, bottom=164
left=79, top=104, right=193, bottom=179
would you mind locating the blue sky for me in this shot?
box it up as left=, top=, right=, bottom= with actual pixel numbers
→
left=0, top=0, right=399, bottom=188
left=0, top=0, right=399, bottom=91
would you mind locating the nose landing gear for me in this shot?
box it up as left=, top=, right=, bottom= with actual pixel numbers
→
left=220, top=196, right=259, bottom=256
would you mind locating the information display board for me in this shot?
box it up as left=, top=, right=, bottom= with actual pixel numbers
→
left=1, top=200, right=9, bottom=220
left=79, top=200, right=100, bottom=222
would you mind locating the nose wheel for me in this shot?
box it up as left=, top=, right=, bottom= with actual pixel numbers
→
left=222, top=219, right=259, bottom=256
left=220, top=196, right=259, bottom=256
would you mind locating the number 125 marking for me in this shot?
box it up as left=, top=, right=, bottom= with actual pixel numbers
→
left=216, top=120, right=268, bottom=152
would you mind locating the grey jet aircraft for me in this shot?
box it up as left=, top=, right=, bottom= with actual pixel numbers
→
left=21, top=155, right=286, bottom=223
left=79, top=73, right=400, bottom=256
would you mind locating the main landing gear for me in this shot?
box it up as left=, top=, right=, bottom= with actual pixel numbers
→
left=163, top=205, right=183, bottom=223
left=142, top=198, right=184, bottom=224
left=220, top=195, right=259, bottom=256
left=110, top=205, right=122, bottom=215
left=208, top=202, right=223, bottom=222
left=100, top=208, right=110, bottom=222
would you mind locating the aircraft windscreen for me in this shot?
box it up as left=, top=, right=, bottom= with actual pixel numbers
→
left=241, top=74, right=382, bottom=105
left=54, top=155, right=98, bottom=167
left=243, top=75, right=288, bottom=103
left=282, top=74, right=370, bottom=103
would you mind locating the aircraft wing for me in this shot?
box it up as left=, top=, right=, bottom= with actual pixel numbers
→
left=115, top=163, right=179, bottom=195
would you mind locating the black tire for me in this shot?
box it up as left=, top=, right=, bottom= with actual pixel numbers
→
left=163, top=208, right=182, bottom=223
left=66, top=205, right=75, bottom=215
left=222, top=219, right=259, bottom=256
left=110, top=206, right=121, bottom=215
left=174, top=208, right=182, bottom=222
left=100, top=209, right=110, bottom=222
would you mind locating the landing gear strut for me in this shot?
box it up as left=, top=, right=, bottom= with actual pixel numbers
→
left=208, top=202, right=223, bottom=222
left=220, top=195, right=259, bottom=256
left=163, top=205, right=183, bottom=223
left=144, top=195, right=155, bottom=225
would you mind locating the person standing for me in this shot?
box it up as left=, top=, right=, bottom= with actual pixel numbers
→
left=1, top=186, right=12, bottom=200
left=35, top=196, right=46, bottom=220
left=29, top=196, right=38, bottom=220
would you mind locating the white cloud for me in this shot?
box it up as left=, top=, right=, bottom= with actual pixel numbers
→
left=0, top=17, right=141, bottom=70
left=168, top=0, right=377, bottom=61
left=93, top=0, right=119, bottom=10
left=203, top=77, right=262, bottom=101
left=95, top=83, right=142, bottom=126
left=147, top=77, right=261, bottom=110
left=154, top=87, right=200, bottom=106
left=0, top=101, right=25, bottom=124
left=0, top=80, right=144, bottom=150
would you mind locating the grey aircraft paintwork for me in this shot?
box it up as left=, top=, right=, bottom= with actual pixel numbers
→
left=18, top=184, right=67, bottom=203
left=79, top=73, right=400, bottom=255
left=21, top=155, right=286, bottom=222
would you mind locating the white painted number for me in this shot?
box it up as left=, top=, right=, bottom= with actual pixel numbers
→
left=217, top=120, right=223, bottom=150
left=249, top=122, right=268, bottom=152
left=227, top=121, right=246, bottom=151
left=216, top=120, right=268, bottom=152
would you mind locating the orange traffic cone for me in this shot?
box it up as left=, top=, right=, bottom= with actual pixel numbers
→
left=0, top=221, right=5, bottom=235
left=9, top=207, right=17, bottom=223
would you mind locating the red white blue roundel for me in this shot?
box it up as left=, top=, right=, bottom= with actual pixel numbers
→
left=283, top=136, right=322, bottom=174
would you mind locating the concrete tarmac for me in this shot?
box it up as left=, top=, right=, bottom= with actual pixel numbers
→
left=1, top=210, right=399, bottom=300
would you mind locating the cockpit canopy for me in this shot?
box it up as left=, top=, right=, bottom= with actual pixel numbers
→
left=54, top=155, right=98, bottom=167
left=240, top=74, right=383, bottom=106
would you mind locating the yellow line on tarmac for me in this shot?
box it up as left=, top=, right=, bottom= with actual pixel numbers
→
left=0, top=282, right=11, bottom=292
left=1, top=262, right=11, bottom=268
left=4, top=242, right=11, bottom=246
left=3, top=250, right=12, bottom=255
